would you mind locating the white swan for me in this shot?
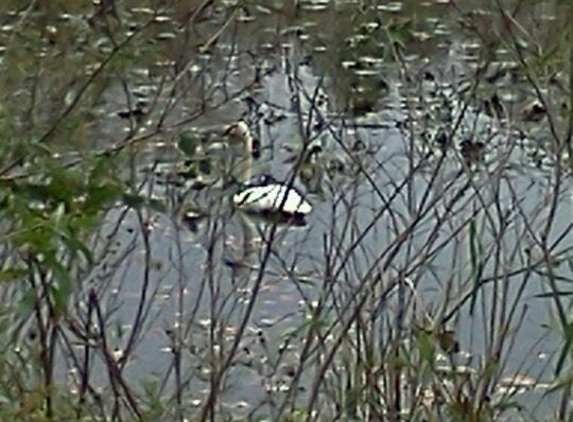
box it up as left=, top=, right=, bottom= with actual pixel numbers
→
left=224, top=121, right=313, bottom=221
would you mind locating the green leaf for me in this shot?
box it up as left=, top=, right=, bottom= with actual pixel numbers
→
left=177, top=132, right=200, bottom=157
left=417, top=330, right=435, bottom=363
left=15, top=225, right=52, bottom=253
left=147, top=198, right=167, bottom=213
left=140, top=377, right=164, bottom=420
left=84, top=183, right=123, bottom=213
left=122, top=193, right=166, bottom=213
left=17, top=287, right=38, bottom=316
left=51, top=202, right=67, bottom=228
left=0, top=268, right=31, bottom=282
left=89, top=156, right=113, bottom=182
left=46, top=256, right=72, bottom=313
left=60, top=234, right=94, bottom=266
left=122, top=193, right=146, bottom=209
left=555, top=321, right=573, bottom=375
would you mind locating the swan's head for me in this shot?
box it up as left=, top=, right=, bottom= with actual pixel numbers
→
left=224, top=121, right=252, bottom=145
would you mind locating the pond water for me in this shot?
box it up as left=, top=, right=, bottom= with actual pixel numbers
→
left=1, top=0, right=572, bottom=420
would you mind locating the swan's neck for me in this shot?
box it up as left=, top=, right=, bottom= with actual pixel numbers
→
left=235, top=135, right=253, bottom=185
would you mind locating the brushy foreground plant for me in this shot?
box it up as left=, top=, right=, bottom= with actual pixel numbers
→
left=0, top=0, right=571, bottom=421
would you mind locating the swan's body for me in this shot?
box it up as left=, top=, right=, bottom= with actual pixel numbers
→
left=225, top=121, right=313, bottom=220
left=233, top=182, right=312, bottom=217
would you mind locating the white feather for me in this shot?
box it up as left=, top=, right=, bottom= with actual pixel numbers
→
left=233, top=183, right=312, bottom=216
left=225, top=121, right=313, bottom=219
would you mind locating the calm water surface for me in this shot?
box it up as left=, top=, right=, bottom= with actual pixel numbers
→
left=3, top=0, right=567, bottom=419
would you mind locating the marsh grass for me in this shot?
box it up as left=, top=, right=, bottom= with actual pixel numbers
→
left=0, top=0, right=571, bottom=421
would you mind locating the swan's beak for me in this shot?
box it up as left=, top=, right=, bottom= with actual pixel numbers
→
left=223, top=124, right=236, bottom=137
left=223, top=123, right=233, bottom=136
left=223, top=123, right=241, bottom=142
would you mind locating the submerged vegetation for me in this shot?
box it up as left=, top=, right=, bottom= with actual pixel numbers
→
left=0, top=0, right=572, bottom=420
